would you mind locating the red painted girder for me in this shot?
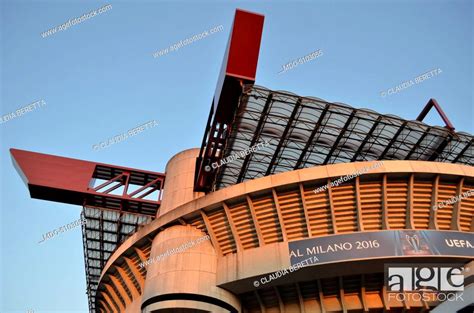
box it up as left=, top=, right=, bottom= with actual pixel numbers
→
left=195, top=9, right=265, bottom=192
left=10, top=148, right=165, bottom=215
left=213, top=9, right=265, bottom=121
left=416, top=98, right=455, bottom=132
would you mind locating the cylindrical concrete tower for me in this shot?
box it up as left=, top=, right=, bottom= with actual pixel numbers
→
left=141, top=225, right=240, bottom=312
left=159, top=148, right=204, bottom=217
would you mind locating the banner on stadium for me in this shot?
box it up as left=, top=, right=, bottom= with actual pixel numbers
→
left=288, top=230, right=473, bottom=266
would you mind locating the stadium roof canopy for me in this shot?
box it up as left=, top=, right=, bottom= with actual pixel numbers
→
left=193, top=10, right=473, bottom=193
left=209, top=85, right=474, bottom=190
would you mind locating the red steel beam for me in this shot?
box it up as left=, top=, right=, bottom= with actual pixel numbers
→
left=194, top=9, right=265, bottom=192
left=416, top=98, right=455, bottom=132
left=10, top=148, right=165, bottom=216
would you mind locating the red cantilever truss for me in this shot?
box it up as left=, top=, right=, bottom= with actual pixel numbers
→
left=194, top=9, right=265, bottom=192
left=11, top=148, right=165, bottom=216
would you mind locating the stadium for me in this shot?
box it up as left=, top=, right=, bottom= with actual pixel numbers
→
left=10, top=9, right=473, bottom=313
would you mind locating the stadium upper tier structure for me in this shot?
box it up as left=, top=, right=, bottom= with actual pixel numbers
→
left=10, top=8, right=474, bottom=313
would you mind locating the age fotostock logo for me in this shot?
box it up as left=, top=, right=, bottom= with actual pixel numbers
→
left=387, top=265, right=464, bottom=292
left=385, top=264, right=465, bottom=302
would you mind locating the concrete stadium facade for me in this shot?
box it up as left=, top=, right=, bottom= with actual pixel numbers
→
left=93, top=149, right=474, bottom=312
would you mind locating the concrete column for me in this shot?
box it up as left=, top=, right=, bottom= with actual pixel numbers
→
left=141, top=225, right=241, bottom=312
left=159, top=148, right=205, bottom=217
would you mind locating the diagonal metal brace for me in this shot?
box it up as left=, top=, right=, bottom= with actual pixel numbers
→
left=416, top=98, right=455, bottom=132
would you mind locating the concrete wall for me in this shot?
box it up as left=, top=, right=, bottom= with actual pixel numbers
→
left=159, top=148, right=204, bottom=217
left=141, top=225, right=241, bottom=312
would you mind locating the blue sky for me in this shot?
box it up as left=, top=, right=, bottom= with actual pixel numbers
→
left=1, top=0, right=472, bottom=312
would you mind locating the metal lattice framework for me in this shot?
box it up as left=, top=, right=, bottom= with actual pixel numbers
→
left=213, top=85, right=474, bottom=190
left=9, top=149, right=165, bottom=312
left=81, top=165, right=163, bottom=311
left=87, top=164, right=165, bottom=215
left=81, top=207, right=153, bottom=311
